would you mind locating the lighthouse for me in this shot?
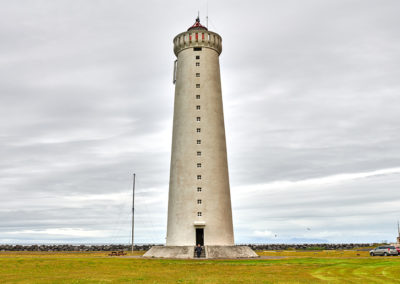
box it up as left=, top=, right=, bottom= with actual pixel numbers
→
left=144, top=17, right=257, bottom=258
left=166, top=17, right=234, bottom=246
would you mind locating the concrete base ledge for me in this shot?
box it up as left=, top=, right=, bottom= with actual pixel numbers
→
left=206, top=246, right=259, bottom=259
left=143, top=246, right=258, bottom=259
left=143, top=246, right=193, bottom=259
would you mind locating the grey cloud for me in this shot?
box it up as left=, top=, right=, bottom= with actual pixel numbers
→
left=1, top=0, right=399, bottom=244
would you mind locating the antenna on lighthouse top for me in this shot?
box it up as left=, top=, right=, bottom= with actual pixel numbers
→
left=206, top=1, right=209, bottom=28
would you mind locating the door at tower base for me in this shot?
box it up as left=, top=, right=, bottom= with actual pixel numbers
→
left=196, top=228, right=204, bottom=246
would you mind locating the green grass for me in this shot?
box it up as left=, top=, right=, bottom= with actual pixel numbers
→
left=0, top=251, right=399, bottom=283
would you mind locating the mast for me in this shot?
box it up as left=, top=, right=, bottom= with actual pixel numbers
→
left=398, top=220, right=400, bottom=236
left=131, top=173, right=136, bottom=254
left=206, top=1, right=208, bottom=28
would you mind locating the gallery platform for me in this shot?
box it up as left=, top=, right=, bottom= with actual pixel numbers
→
left=143, top=246, right=259, bottom=259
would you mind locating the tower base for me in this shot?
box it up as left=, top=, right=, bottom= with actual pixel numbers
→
left=143, top=246, right=258, bottom=259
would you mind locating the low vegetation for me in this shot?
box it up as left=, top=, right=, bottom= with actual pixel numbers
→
left=0, top=250, right=399, bottom=283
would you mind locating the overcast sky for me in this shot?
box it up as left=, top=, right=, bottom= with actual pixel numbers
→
left=1, top=0, right=399, bottom=244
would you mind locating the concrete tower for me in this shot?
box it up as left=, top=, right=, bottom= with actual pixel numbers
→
left=144, top=17, right=257, bottom=258
left=166, top=17, right=234, bottom=246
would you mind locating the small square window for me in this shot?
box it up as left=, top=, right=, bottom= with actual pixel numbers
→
left=196, top=128, right=201, bottom=133
left=197, top=151, right=201, bottom=156
left=194, top=47, right=202, bottom=51
left=196, top=95, right=200, bottom=99
left=196, top=73, right=200, bottom=77
left=196, top=56, right=200, bottom=59
left=197, top=199, right=202, bottom=204
left=197, top=187, right=202, bottom=192
left=196, top=62, right=200, bottom=66
left=197, top=212, right=202, bottom=216
left=197, top=175, right=201, bottom=180
left=197, top=163, right=202, bottom=168
left=196, top=105, right=201, bottom=110
left=196, top=139, right=201, bottom=144
left=196, top=117, right=201, bottom=122
left=196, top=84, right=200, bottom=88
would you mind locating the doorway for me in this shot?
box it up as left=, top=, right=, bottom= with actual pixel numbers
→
left=195, top=228, right=204, bottom=246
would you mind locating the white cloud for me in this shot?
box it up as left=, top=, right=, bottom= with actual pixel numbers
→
left=253, top=230, right=276, bottom=238
left=235, top=167, right=400, bottom=193
left=4, top=228, right=107, bottom=238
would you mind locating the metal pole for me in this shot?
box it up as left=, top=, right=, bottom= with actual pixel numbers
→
left=206, top=1, right=208, bottom=28
left=131, top=173, right=135, bottom=254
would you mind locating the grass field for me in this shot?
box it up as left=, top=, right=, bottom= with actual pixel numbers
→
left=1, top=250, right=400, bottom=283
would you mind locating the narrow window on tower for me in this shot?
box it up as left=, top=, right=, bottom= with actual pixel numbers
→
left=197, top=151, right=201, bottom=156
left=197, top=163, right=201, bottom=168
left=196, top=62, right=200, bottom=66
left=196, top=95, right=200, bottom=99
left=196, top=139, right=201, bottom=144
left=196, top=105, right=201, bottom=110
left=196, top=84, right=200, bottom=88
left=196, top=73, right=200, bottom=77
left=196, top=117, right=201, bottom=122
left=197, top=175, right=201, bottom=180
left=197, top=212, right=202, bottom=216
left=197, top=187, right=202, bottom=192
left=196, top=128, right=201, bottom=133
left=196, top=55, right=200, bottom=60
left=197, top=199, right=202, bottom=204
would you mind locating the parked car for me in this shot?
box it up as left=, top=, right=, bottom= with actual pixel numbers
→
left=395, top=246, right=400, bottom=254
left=370, top=246, right=398, bottom=256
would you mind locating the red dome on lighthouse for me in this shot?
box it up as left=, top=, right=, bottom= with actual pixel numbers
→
left=187, top=17, right=208, bottom=31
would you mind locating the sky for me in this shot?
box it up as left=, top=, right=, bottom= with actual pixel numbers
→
left=0, top=0, right=399, bottom=244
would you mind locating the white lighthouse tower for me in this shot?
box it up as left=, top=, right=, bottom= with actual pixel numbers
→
left=166, top=17, right=234, bottom=247
left=145, top=17, right=257, bottom=258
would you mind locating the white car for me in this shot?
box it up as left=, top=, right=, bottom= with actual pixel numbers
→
left=370, top=246, right=398, bottom=256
